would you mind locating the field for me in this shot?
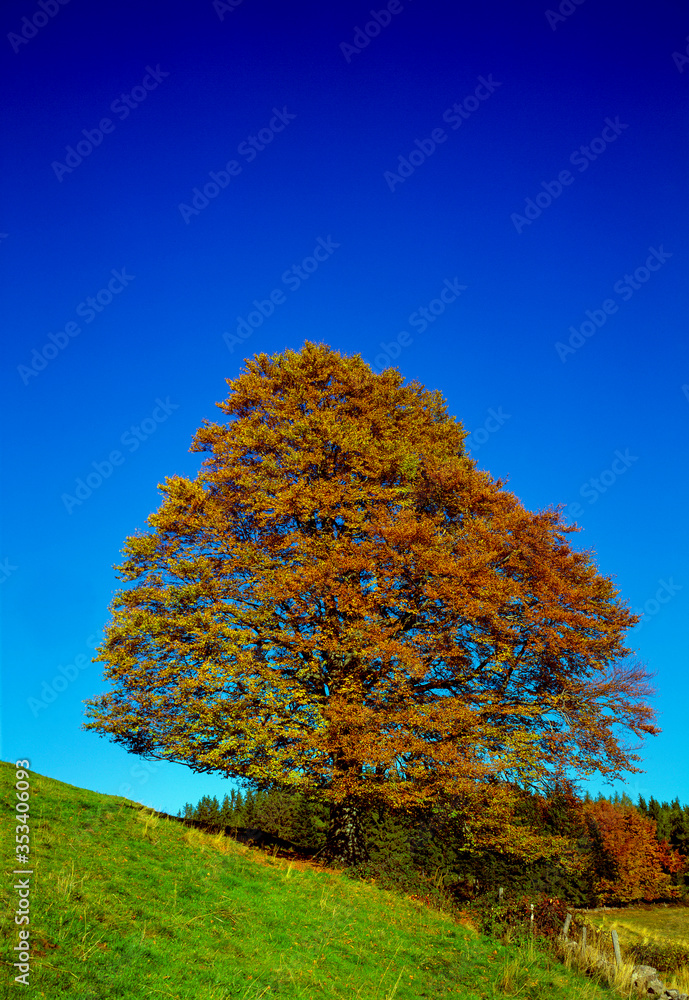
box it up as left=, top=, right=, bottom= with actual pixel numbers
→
left=581, top=905, right=689, bottom=993
left=0, top=761, right=618, bottom=1000
left=584, top=905, right=689, bottom=945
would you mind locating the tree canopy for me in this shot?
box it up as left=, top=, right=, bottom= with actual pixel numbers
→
left=85, top=343, right=658, bottom=862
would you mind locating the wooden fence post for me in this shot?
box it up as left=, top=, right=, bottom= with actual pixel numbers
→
left=530, top=903, right=534, bottom=936
left=498, top=887, right=503, bottom=902
left=581, top=925, right=587, bottom=952
left=611, top=928, right=622, bottom=969
left=562, top=913, right=572, bottom=939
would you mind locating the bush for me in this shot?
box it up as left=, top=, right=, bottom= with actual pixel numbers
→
left=627, top=941, right=689, bottom=974
left=468, top=892, right=572, bottom=942
left=455, top=849, right=595, bottom=907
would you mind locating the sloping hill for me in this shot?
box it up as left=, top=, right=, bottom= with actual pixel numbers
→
left=0, top=761, right=614, bottom=999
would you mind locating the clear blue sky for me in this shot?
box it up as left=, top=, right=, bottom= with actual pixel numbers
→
left=2, top=0, right=687, bottom=815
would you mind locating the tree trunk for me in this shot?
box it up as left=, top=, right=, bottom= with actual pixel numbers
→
left=325, top=796, right=369, bottom=866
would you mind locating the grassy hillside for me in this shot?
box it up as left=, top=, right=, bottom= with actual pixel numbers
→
left=1, top=762, right=615, bottom=999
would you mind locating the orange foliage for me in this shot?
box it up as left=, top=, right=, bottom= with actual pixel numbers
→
left=85, top=344, right=658, bottom=858
left=584, top=800, right=684, bottom=903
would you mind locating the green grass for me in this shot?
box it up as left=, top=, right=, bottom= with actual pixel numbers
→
left=1, top=762, right=616, bottom=999
left=584, top=905, right=689, bottom=946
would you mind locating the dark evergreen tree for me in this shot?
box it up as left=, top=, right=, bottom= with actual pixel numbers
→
left=194, top=794, right=220, bottom=825
left=242, top=789, right=257, bottom=827
left=219, top=793, right=235, bottom=826
left=656, top=802, right=672, bottom=843
left=230, top=790, right=245, bottom=826
left=291, top=792, right=328, bottom=849
left=669, top=800, right=689, bottom=855
left=254, top=790, right=293, bottom=838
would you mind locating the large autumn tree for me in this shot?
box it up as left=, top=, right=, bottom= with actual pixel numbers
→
left=85, top=343, right=658, bottom=863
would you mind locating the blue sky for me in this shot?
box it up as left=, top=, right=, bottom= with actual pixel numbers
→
left=2, top=0, right=687, bottom=815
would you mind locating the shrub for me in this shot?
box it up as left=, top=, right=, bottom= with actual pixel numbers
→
left=627, top=941, right=689, bottom=974
left=469, top=892, right=572, bottom=942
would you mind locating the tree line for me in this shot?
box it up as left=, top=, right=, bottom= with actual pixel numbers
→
left=179, top=782, right=688, bottom=908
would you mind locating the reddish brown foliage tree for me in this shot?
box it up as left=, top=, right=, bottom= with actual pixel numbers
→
left=85, top=344, right=658, bottom=863
left=584, top=800, right=684, bottom=903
